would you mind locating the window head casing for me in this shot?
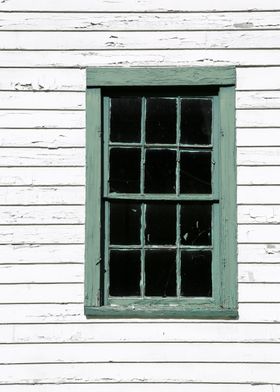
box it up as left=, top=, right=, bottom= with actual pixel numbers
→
left=85, top=67, right=237, bottom=318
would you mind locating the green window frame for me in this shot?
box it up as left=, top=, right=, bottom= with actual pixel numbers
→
left=85, top=67, right=237, bottom=319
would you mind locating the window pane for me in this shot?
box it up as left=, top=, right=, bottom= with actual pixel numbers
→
left=145, top=203, right=176, bottom=245
left=146, top=98, right=176, bottom=144
left=110, top=202, right=141, bottom=245
left=181, top=203, right=211, bottom=245
left=180, top=151, right=211, bottom=194
left=145, top=149, right=176, bottom=193
left=181, top=251, right=212, bottom=297
left=110, top=148, right=141, bottom=193
left=145, top=250, right=176, bottom=296
left=180, top=99, right=212, bottom=145
left=109, top=250, right=141, bottom=296
left=110, top=97, right=141, bottom=142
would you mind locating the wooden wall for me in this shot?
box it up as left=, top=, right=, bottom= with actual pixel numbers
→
left=0, top=0, right=280, bottom=390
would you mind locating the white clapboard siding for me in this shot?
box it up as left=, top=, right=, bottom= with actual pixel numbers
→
left=0, top=283, right=278, bottom=304
left=0, top=206, right=84, bottom=225
left=4, top=50, right=280, bottom=68
left=0, top=110, right=84, bottom=128
left=237, top=67, right=280, bottom=90
left=2, top=342, right=280, bottom=364
left=0, top=245, right=84, bottom=264
left=1, top=322, right=279, bottom=343
left=237, top=91, right=280, bottom=109
left=238, top=186, right=280, bottom=204
left=1, top=0, right=280, bottom=12
left=2, top=363, right=280, bottom=384
left=238, top=167, right=280, bottom=185
left=239, top=225, right=280, bottom=243
left=0, top=91, right=84, bottom=109
left=1, top=12, right=280, bottom=31
left=0, top=68, right=85, bottom=91
left=237, top=109, right=280, bottom=127
left=237, top=147, right=280, bottom=165
left=0, top=129, right=85, bottom=148
left=237, top=129, right=280, bottom=146
left=0, top=263, right=276, bottom=284
left=238, top=205, right=280, bottom=223
left=0, top=148, right=84, bottom=166
left=1, top=385, right=280, bottom=392
left=0, top=187, right=85, bottom=205
left=2, top=31, right=280, bottom=50
left=0, top=225, right=84, bottom=244
left=2, top=302, right=280, bottom=323
left=239, top=244, right=280, bottom=262
left=0, top=168, right=84, bottom=186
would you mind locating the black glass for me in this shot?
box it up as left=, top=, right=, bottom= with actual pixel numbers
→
left=180, top=151, right=212, bottom=194
left=146, top=98, right=176, bottom=144
left=110, top=202, right=141, bottom=245
left=110, top=148, right=141, bottom=193
left=145, top=149, right=176, bottom=193
left=181, top=203, right=211, bottom=245
left=145, top=203, right=176, bottom=245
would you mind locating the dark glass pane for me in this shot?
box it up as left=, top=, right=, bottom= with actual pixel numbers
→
left=110, top=97, right=141, bottom=142
left=180, top=99, right=212, bottom=145
left=181, top=251, right=212, bottom=297
left=146, top=98, right=176, bottom=144
left=109, top=250, right=141, bottom=296
left=180, top=151, right=211, bottom=194
left=145, top=250, right=176, bottom=296
left=110, top=202, right=141, bottom=245
left=181, top=204, right=211, bottom=245
left=145, top=149, right=176, bottom=193
left=110, top=148, right=141, bottom=193
left=145, top=203, right=176, bottom=245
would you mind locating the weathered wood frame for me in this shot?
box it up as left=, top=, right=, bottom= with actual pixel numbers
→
left=85, top=67, right=237, bottom=318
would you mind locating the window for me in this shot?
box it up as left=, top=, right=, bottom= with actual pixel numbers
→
left=85, top=67, right=237, bottom=318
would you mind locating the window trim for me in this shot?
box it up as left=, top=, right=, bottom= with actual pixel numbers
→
left=85, top=67, right=237, bottom=319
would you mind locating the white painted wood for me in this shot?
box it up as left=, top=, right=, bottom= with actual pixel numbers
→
left=0, top=91, right=84, bottom=109
left=0, top=68, right=85, bottom=91
left=0, top=129, right=85, bottom=147
left=0, top=206, right=84, bottom=224
left=239, top=225, right=280, bottom=243
left=239, top=264, right=280, bottom=282
left=2, top=31, right=280, bottom=50
left=2, top=342, right=280, bottom=364
left=239, top=244, right=280, bottom=262
left=0, top=187, right=85, bottom=205
left=2, top=362, right=280, bottom=384
left=0, top=110, right=84, bottom=128
left=0, top=225, right=84, bottom=244
left=238, top=205, right=280, bottom=223
left=237, top=109, right=280, bottom=127
left=237, top=147, right=280, bottom=165
left=2, top=302, right=280, bottom=323
left=237, top=67, right=280, bottom=90
left=238, top=186, right=280, bottom=204
left=0, top=168, right=84, bottom=186
left=237, top=91, right=280, bottom=109
left=0, top=148, right=85, bottom=166
left=0, top=283, right=82, bottom=303
left=237, top=129, right=280, bottom=146
left=0, top=322, right=279, bottom=343
left=3, top=50, right=280, bottom=68
left=1, top=12, right=280, bottom=31
left=1, top=0, right=280, bottom=12
left=2, top=385, right=279, bottom=392
left=238, top=167, right=280, bottom=185
left=239, top=283, right=280, bottom=302
left=0, top=244, right=84, bottom=264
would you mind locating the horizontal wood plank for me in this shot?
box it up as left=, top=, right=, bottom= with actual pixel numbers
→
left=237, top=147, right=280, bottom=165
left=237, top=129, right=280, bottom=146
left=2, top=31, right=280, bottom=50
left=1, top=12, right=280, bottom=31
left=239, top=243, right=280, bottom=262
left=237, top=91, right=280, bottom=109
left=239, top=225, right=280, bottom=243
left=1, top=0, right=280, bottom=12
left=238, top=186, right=280, bottom=204
left=238, top=167, right=280, bottom=185
left=0, top=187, right=85, bottom=205
left=238, top=205, right=280, bottom=223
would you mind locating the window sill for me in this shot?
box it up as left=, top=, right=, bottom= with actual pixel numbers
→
left=85, top=305, right=238, bottom=319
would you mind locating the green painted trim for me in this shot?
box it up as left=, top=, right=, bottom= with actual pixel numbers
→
left=85, top=88, right=102, bottom=307
left=87, top=67, right=236, bottom=87
left=85, top=66, right=237, bottom=318
left=85, top=305, right=238, bottom=319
